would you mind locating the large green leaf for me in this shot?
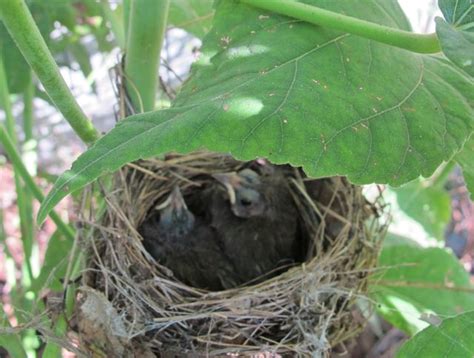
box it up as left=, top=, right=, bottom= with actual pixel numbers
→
left=456, top=135, right=474, bottom=198
left=168, top=0, right=214, bottom=37
left=397, top=311, right=474, bottom=358
left=436, top=0, right=474, bottom=76
left=371, top=237, right=474, bottom=335
left=37, top=0, right=474, bottom=223
left=393, top=179, right=451, bottom=240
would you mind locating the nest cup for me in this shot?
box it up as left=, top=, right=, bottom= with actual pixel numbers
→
left=76, top=151, right=383, bottom=357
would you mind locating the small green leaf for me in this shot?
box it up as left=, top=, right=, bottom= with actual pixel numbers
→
left=393, top=179, right=451, bottom=240
left=436, top=0, right=474, bottom=76
left=38, top=0, right=474, bottom=223
left=397, top=311, right=474, bottom=358
left=438, top=0, right=473, bottom=26
left=436, top=18, right=474, bottom=76
left=371, top=239, right=474, bottom=335
left=456, top=135, right=474, bottom=198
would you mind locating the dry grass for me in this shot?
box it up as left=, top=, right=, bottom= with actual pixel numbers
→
left=71, top=151, right=384, bottom=357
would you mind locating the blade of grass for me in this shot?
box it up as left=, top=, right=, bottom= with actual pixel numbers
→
left=0, top=0, right=100, bottom=145
left=124, top=0, right=170, bottom=112
left=23, top=73, right=34, bottom=141
left=22, top=72, right=38, bottom=280
left=22, top=72, right=37, bottom=179
left=0, top=52, right=34, bottom=282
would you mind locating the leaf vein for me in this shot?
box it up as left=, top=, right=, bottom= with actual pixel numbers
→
left=313, top=60, right=425, bottom=168
left=239, top=60, right=299, bottom=154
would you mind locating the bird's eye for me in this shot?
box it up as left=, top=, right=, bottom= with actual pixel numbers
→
left=240, top=198, right=252, bottom=207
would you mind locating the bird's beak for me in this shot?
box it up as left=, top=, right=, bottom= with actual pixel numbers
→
left=155, top=186, right=187, bottom=211
left=169, top=186, right=187, bottom=211
left=212, top=172, right=240, bottom=205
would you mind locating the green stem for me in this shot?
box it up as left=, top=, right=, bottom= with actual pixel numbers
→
left=124, top=0, right=170, bottom=112
left=22, top=73, right=36, bottom=277
left=241, top=0, right=441, bottom=54
left=23, top=74, right=34, bottom=141
left=101, top=0, right=126, bottom=49
left=0, top=125, right=75, bottom=241
left=0, top=56, right=17, bottom=147
left=0, top=53, right=34, bottom=281
left=0, top=0, right=100, bottom=145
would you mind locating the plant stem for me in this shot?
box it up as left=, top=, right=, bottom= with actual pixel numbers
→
left=0, top=57, right=17, bottom=147
left=0, top=53, right=34, bottom=281
left=124, top=0, right=170, bottom=113
left=0, top=0, right=100, bottom=145
left=22, top=72, right=37, bottom=279
left=241, top=0, right=441, bottom=54
left=0, top=125, right=75, bottom=241
left=23, top=74, right=35, bottom=142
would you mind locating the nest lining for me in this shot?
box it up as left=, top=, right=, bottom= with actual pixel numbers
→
left=75, top=151, right=382, bottom=357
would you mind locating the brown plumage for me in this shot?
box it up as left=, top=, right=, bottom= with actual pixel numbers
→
left=202, top=167, right=300, bottom=284
left=138, top=186, right=238, bottom=291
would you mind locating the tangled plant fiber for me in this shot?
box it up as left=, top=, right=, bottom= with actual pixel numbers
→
left=73, top=151, right=383, bottom=357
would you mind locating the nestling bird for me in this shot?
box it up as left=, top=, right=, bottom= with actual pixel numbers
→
left=138, top=186, right=238, bottom=291
left=212, top=169, right=266, bottom=218
left=203, top=167, right=301, bottom=284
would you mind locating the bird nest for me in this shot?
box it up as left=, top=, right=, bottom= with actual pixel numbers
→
left=75, top=151, right=384, bottom=357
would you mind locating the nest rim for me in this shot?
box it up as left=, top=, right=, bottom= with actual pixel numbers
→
left=76, top=151, right=384, bottom=357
